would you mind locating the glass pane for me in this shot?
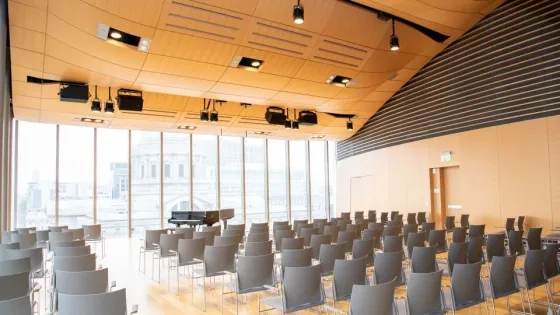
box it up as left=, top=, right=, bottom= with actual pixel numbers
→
left=220, top=136, right=243, bottom=223
left=268, top=139, right=288, bottom=222
left=15, top=121, right=56, bottom=228
left=59, top=125, right=94, bottom=227
left=163, top=133, right=191, bottom=228
left=310, top=141, right=327, bottom=219
left=245, top=138, right=266, bottom=224
left=192, top=135, right=218, bottom=209
left=131, top=131, right=161, bottom=236
left=289, top=141, right=309, bottom=220
left=328, top=141, right=337, bottom=218
left=97, top=128, right=129, bottom=237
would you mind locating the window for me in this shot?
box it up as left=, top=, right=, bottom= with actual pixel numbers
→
left=131, top=131, right=161, bottom=236
left=141, top=165, right=145, bottom=179
left=289, top=141, right=309, bottom=220
left=163, top=133, right=190, bottom=224
left=220, top=136, right=243, bottom=223
left=192, top=135, right=218, bottom=209
left=97, top=128, right=129, bottom=237
left=328, top=141, right=337, bottom=218
left=59, top=125, right=94, bottom=226
left=14, top=121, right=56, bottom=228
left=310, top=141, right=327, bottom=219
left=268, top=139, right=288, bottom=221
left=245, top=138, right=267, bottom=224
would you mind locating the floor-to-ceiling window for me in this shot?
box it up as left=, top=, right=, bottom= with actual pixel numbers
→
left=192, top=134, right=218, bottom=209
left=163, top=133, right=190, bottom=227
left=268, top=139, right=288, bottom=222
left=289, top=141, right=309, bottom=221
left=14, top=121, right=57, bottom=228
left=59, top=125, right=94, bottom=227
left=310, top=141, right=328, bottom=219
left=131, top=131, right=161, bottom=236
left=328, top=141, right=337, bottom=218
left=220, top=136, right=243, bottom=223
left=245, top=138, right=267, bottom=224
left=96, top=128, right=129, bottom=237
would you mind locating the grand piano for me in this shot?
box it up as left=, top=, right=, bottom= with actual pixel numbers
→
left=167, top=209, right=235, bottom=229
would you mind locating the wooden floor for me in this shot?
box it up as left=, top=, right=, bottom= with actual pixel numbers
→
left=40, top=238, right=560, bottom=314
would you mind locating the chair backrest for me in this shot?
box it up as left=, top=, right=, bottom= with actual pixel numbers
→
left=299, top=227, right=319, bottom=246
left=296, top=224, right=314, bottom=237
left=35, top=230, right=50, bottom=243
left=213, top=235, right=239, bottom=247
left=488, top=255, right=518, bottom=299
left=236, top=253, right=274, bottom=293
left=460, top=214, right=469, bottom=228
left=174, top=227, right=194, bottom=239
left=0, top=271, right=30, bottom=301
left=249, top=226, right=269, bottom=234
left=57, top=288, right=128, bottom=315
left=49, top=226, right=69, bottom=233
left=246, top=232, right=269, bottom=243
left=417, top=212, right=427, bottom=225
left=486, top=233, right=505, bottom=263
left=273, top=221, right=289, bottom=228
left=177, top=238, right=205, bottom=265
left=282, top=264, right=324, bottom=313
left=0, top=295, right=33, bottom=315
left=337, top=220, right=349, bottom=231
left=403, top=224, right=418, bottom=245
left=293, top=220, right=309, bottom=236
left=55, top=268, right=109, bottom=295
left=445, top=216, right=455, bottom=232
left=203, top=243, right=238, bottom=276
left=468, top=224, right=485, bottom=238
left=382, top=226, right=400, bottom=237
left=49, top=232, right=74, bottom=244
left=340, top=212, right=351, bottom=221
left=201, top=225, right=221, bottom=236
left=406, top=270, right=445, bottom=315
left=361, top=228, right=380, bottom=241
left=53, top=240, right=86, bottom=248
left=314, top=221, right=330, bottom=235
left=450, top=263, right=485, bottom=310
left=82, top=225, right=102, bottom=240
left=544, top=244, right=560, bottom=279
left=244, top=240, right=273, bottom=256
left=3, top=248, right=43, bottom=274
left=380, top=212, right=389, bottom=223
left=345, top=224, right=360, bottom=233
left=504, top=218, right=515, bottom=232
left=251, top=222, right=269, bottom=228
left=368, top=222, right=384, bottom=230
left=62, top=228, right=85, bottom=240
left=407, top=213, right=417, bottom=225
left=281, top=248, right=312, bottom=275
left=390, top=211, right=399, bottom=221
left=383, top=235, right=403, bottom=253
left=517, top=216, right=525, bottom=230
left=1, top=232, right=11, bottom=244
left=385, top=220, right=400, bottom=229
left=0, top=257, right=31, bottom=276
left=354, top=211, right=364, bottom=221
left=159, top=233, right=184, bottom=255
left=11, top=233, right=37, bottom=249
left=336, top=231, right=355, bottom=253
left=411, top=246, right=437, bottom=273
left=351, top=239, right=374, bottom=267
left=374, top=251, right=405, bottom=286
left=227, top=224, right=246, bottom=237
left=508, top=230, right=525, bottom=256
left=318, top=243, right=345, bottom=276
left=349, top=280, right=396, bottom=315
left=526, top=228, right=542, bottom=250
left=447, top=242, right=468, bottom=276
left=281, top=237, right=304, bottom=251
left=143, top=229, right=166, bottom=250
left=323, top=225, right=339, bottom=244
left=53, top=254, right=96, bottom=272
left=52, top=245, right=91, bottom=257
left=367, top=210, right=376, bottom=222
left=330, top=218, right=340, bottom=227
left=467, top=236, right=485, bottom=263
left=428, top=230, right=447, bottom=253
left=193, top=231, right=215, bottom=246
left=523, top=249, right=547, bottom=289
left=309, top=234, right=332, bottom=260
left=406, top=232, right=425, bottom=259
left=422, top=222, right=435, bottom=241
left=222, top=228, right=244, bottom=239
left=0, top=242, right=19, bottom=250
left=332, top=257, right=367, bottom=301
left=452, top=227, right=467, bottom=243
left=274, top=230, right=295, bottom=251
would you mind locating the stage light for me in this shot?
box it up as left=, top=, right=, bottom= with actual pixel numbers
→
left=293, top=0, right=304, bottom=24
left=210, top=111, right=218, bottom=123
left=104, top=87, right=114, bottom=114
left=110, top=31, right=122, bottom=39
left=91, top=85, right=101, bottom=112
left=347, top=119, right=354, bottom=131
left=390, top=18, right=399, bottom=51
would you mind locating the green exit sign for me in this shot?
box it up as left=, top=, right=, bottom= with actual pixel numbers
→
left=441, top=151, right=452, bottom=162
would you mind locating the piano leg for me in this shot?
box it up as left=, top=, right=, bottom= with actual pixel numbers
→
left=222, top=219, right=228, bottom=230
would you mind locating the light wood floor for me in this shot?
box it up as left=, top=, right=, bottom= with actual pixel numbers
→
left=39, top=238, right=560, bottom=314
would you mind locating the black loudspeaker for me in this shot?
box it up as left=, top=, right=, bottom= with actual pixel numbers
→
left=265, top=107, right=286, bottom=125
left=60, top=84, right=89, bottom=103
left=298, top=111, right=317, bottom=125
left=117, top=89, right=143, bottom=111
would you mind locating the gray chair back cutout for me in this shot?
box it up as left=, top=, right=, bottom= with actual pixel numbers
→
left=406, top=232, right=425, bottom=258
left=203, top=243, right=238, bottom=276
left=174, top=228, right=194, bottom=239
left=0, top=295, right=33, bottom=315
left=374, top=251, right=405, bottom=286
left=452, top=227, right=467, bottom=243
left=282, top=264, right=324, bottom=313
left=11, top=233, right=37, bottom=249
left=526, top=228, right=542, bottom=250
left=0, top=257, right=31, bottom=276
left=417, top=212, right=427, bottom=225
left=349, top=279, right=396, bottom=315
left=55, top=268, right=109, bottom=295
left=52, top=245, right=91, bottom=257
left=281, top=237, right=304, bottom=251
left=411, top=246, right=437, bottom=273
left=407, top=213, right=417, bottom=225
left=460, top=214, right=469, bottom=228
left=507, top=230, right=525, bottom=256
left=447, top=242, right=468, bottom=276
left=467, top=237, right=485, bottom=263
left=522, top=249, right=547, bottom=290
left=82, top=225, right=102, bottom=240
left=383, top=235, right=403, bottom=253
left=193, top=231, right=215, bottom=246
left=57, top=288, right=128, bottom=315
left=281, top=248, right=312, bottom=275
left=318, top=243, right=345, bottom=276
left=332, top=256, right=367, bottom=301
left=0, top=271, right=30, bottom=301
left=177, top=238, right=205, bottom=266
left=543, top=244, right=560, bottom=279
left=352, top=239, right=374, bottom=267
left=488, top=255, right=519, bottom=299
left=309, top=234, right=332, bottom=260
left=403, top=224, right=418, bottom=245
left=468, top=224, right=485, bottom=238
left=406, top=270, right=445, bottom=315
left=450, top=262, right=485, bottom=311
left=486, top=233, right=505, bottom=263
left=244, top=240, right=273, bottom=257
left=53, top=254, right=96, bottom=272
left=428, top=230, right=447, bottom=253
left=213, top=235, right=239, bottom=247
left=235, top=253, right=274, bottom=293
left=246, top=232, right=269, bottom=243
left=445, top=216, right=455, bottom=232
left=324, top=226, right=339, bottom=244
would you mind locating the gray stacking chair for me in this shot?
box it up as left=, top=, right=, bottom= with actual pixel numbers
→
left=309, top=234, right=332, bottom=260
left=354, top=211, right=364, bottom=222
left=367, top=210, right=377, bottom=223
left=201, top=225, right=221, bottom=236
left=442, top=262, right=488, bottom=313
left=407, top=213, right=417, bottom=225
left=500, top=218, right=516, bottom=236
left=227, top=223, right=246, bottom=235
left=468, top=224, right=485, bottom=238
left=48, top=232, right=75, bottom=251
left=53, top=254, right=96, bottom=272
left=293, top=219, right=309, bottom=236
left=346, top=224, right=360, bottom=234
left=361, top=228, right=376, bottom=241
left=445, top=216, right=455, bottom=234
left=383, top=226, right=400, bottom=237
left=543, top=244, right=560, bottom=285
left=15, top=227, right=35, bottom=234
left=422, top=222, right=436, bottom=241
left=1, top=231, right=12, bottom=244
left=214, top=235, right=239, bottom=246
left=337, top=220, right=349, bottom=232
left=300, top=227, right=319, bottom=247
left=52, top=245, right=91, bottom=257
left=245, top=240, right=272, bottom=257
left=390, top=211, right=399, bottom=221
left=460, top=214, right=469, bottom=228
left=280, top=248, right=312, bottom=277
left=247, top=232, right=269, bottom=243
left=168, top=238, right=205, bottom=293
left=406, top=232, right=425, bottom=259
left=373, top=251, right=406, bottom=287
left=173, top=227, right=194, bottom=239
left=428, top=230, right=448, bottom=254
left=83, top=224, right=105, bottom=257
left=3, top=247, right=44, bottom=277
left=273, top=224, right=292, bottom=233
left=296, top=224, right=313, bottom=237
left=260, top=264, right=329, bottom=314
left=351, top=239, right=375, bottom=267
left=383, top=235, right=403, bottom=253
left=52, top=240, right=85, bottom=248
left=324, top=257, right=368, bottom=307
left=330, top=218, right=341, bottom=227
left=153, top=233, right=184, bottom=282
left=36, top=230, right=50, bottom=249
left=249, top=226, right=269, bottom=234
left=274, top=230, right=294, bottom=252
left=48, top=226, right=69, bottom=233
left=324, top=225, right=339, bottom=244
left=318, top=243, right=345, bottom=276
left=251, top=222, right=269, bottom=228
left=515, top=249, right=552, bottom=314
left=405, top=270, right=446, bottom=315
left=192, top=243, right=238, bottom=312
left=193, top=231, right=215, bottom=246
left=281, top=237, right=304, bottom=251
left=11, top=233, right=37, bottom=249
left=348, top=279, right=397, bottom=315
left=440, top=242, right=467, bottom=276
left=221, top=230, right=244, bottom=245
left=526, top=228, right=542, bottom=250
left=369, top=222, right=384, bottom=230
left=224, top=253, right=275, bottom=314
left=337, top=231, right=355, bottom=255
left=482, top=255, right=523, bottom=314
left=62, top=228, right=85, bottom=240
left=516, top=216, right=525, bottom=232
left=0, top=271, right=30, bottom=301
left=486, top=233, right=506, bottom=263
left=403, top=224, right=418, bottom=246
left=341, top=212, right=351, bottom=221
left=273, top=221, right=289, bottom=232
left=0, top=242, right=19, bottom=250
left=314, top=221, right=330, bottom=235
left=452, top=227, right=467, bottom=243
left=507, top=230, right=525, bottom=256
left=380, top=212, right=389, bottom=224
left=411, top=246, right=437, bottom=273
left=467, top=236, right=485, bottom=263
left=0, top=257, right=31, bottom=276
left=0, top=295, right=33, bottom=315
left=57, top=288, right=137, bottom=315
left=55, top=268, right=112, bottom=294
left=313, top=218, right=328, bottom=226
left=417, top=212, right=427, bottom=225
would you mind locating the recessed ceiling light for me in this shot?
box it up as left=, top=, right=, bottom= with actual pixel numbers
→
left=142, top=39, right=149, bottom=45
left=253, top=131, right=271, bottom=135
left=230, top=56, right=264, bottom=71
left=139, top=45, right=148, bottom=51
left=251, top=60, right=261, bottom=67
left=81, top=118, right=104, bottom=124
left=341, top=78, right=350, bottom=84
left=327, top=75, right=353, bottom=87
left=83, top=118, right=92, bottom=122
left=310, top=135, right=326, bottom=139
left=178, top=125, right=197, bottom=130
left=110, top=31, right=122, bottom=39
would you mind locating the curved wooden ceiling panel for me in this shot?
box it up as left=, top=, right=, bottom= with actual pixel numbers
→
left=8, top=0, right=504, bottom=140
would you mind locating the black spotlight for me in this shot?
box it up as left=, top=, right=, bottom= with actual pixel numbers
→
left=347, top=119, right=354, bottom=131
left=390, top=18, right=399, bottom=51
left=292, top=120, right=299, bottom=130
left=200, top=110, right=209, bottom=122
left=293, top=0, right=304, bottom=24
left=210, top=111, right=218, bottom=123
left=104, top=87, right=114, bottom=114
left=285, top=118, right=292, bottom=129
left=91, top=85, right=101, bottom=112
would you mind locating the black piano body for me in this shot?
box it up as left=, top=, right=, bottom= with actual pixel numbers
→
left=167, top=209, right=234, bottom=229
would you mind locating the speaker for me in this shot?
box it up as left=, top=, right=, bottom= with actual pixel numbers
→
left=60, top=84, right=89, bottom=103
left=298, top=111, right=317, bottom=125
left=265, top=107, right=286, bottom=125
left=117, top=89, right=143, bottom=111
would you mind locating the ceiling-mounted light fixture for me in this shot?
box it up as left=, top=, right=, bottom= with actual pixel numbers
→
left=292, top=109, right=299, bottom=130
left=91, top=85, right=101, bottom=112
left=285, top=108, right=292, bottom=130
left=210, top=99, right=219, bottom=123
left=390, top=18, right=400, bottom=51
left=104, top=87, right=114, bottom=114
left=347, top=118, right=354, bottom=131
left=200, top=98, right=210, bottom=122
left=293, top=0, right=304, bottom=24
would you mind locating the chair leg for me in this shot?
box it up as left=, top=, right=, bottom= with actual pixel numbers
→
left=484, top=299, right=489, bottom=315
left=102, top=238, right=106, bottom=258
left=221, top=275, right=225, bottom=314
left=203, top=277, right=207, bottom=312
left=519, top=291, right=526, bottom=314
left=526, top=289, right=533, bottom=315
left=138, top=248, right=144, bottom=273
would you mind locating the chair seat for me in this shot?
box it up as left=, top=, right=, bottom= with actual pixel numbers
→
left=443, top=289, right=485, bottom=311
left=482, top=279, right=519, bottom=299
left=515, top=269, right=547, bottom=290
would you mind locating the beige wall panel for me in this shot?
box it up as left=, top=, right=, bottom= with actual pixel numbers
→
left=282, top=79, right=341, bottom=98
left=142, top=54, right=226, bottom=81
left=135, top=71, right=215, bottom=92
left=387, top=144, right=408, bottom=213
left=403, top=140, right=430, bottom=214
left=43, top=56, right=133, bottom=88
left=294, top=60, right=357, bottom=83
left=81, top=0, right=164, bottom=27
left=370, top=149, right=390, bottom=213
left=497, top=119, right=552, bottom=233
left=219, top=68, right=291, bottom=91
left=253, top=0, right=336, bottom=34
left=9, top=26, right=45, bottom=53
left=11, top=47, right=44, bottom=71
left=210, top=82, right=278, bottom=99
left=12, top=95, right=41, bottom=110
left=8, top=0, right=46, bottom=32
left=547, top=115, right=560, bottom=229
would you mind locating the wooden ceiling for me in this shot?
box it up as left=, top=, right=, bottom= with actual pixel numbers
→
left=8, top=0, right=503, bottom=140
